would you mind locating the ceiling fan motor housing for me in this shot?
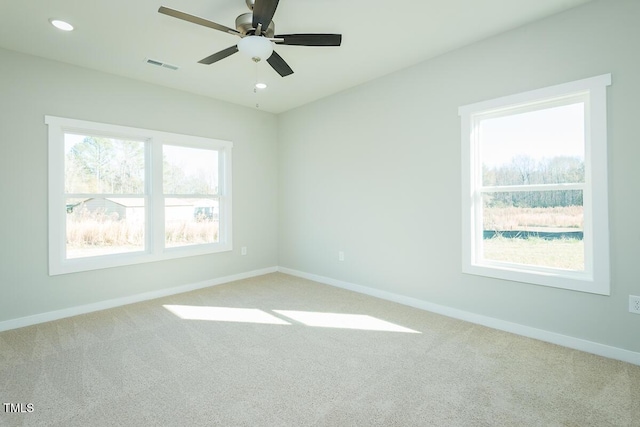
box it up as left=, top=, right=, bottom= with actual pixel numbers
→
left=236, top=12, right=274, bottom=37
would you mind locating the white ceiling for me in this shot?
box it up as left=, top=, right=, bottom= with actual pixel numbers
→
left=0, top=0, right=593, bottom=114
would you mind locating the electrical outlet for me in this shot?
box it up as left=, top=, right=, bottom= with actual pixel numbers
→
left=630, top=295, right=640, bottom=314
left=241, top=247, right=247, bottom=256
left=338, top=251, right=345, bottom=262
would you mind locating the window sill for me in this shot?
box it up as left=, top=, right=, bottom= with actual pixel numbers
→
left=463, top=263, right=609, bottom=295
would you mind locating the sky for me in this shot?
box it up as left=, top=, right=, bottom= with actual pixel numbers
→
left=479, top=102, right=585, bottom=168
left=163, top=144, right=218, bottom=188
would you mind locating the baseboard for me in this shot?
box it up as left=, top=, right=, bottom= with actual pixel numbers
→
left=4, top=265, right=637, bottom=366
left=277, top=267, right=640, bottom=366
left=0, top=266, right=278, bottom=333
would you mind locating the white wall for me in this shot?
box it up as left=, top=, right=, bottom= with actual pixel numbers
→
left=0, top=48, right=279, bottom=322
left=278, top=0, right=640, bottom=353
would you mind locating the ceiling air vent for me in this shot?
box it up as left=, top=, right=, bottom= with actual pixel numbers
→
left=145, top=58, right=179, bottom=71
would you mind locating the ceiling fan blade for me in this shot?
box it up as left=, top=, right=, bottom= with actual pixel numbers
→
left=198, top=46, right=239, bottom=64
left=159, top=6, right=240, bottom=36
left=267, top=51, right=293, bottom=77
left=252, top=0, right=279, bottom=29
left=274, top=34, right=342, bottom=47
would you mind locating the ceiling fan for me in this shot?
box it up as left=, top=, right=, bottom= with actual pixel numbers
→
left=158, top=0, right=342, bottom=77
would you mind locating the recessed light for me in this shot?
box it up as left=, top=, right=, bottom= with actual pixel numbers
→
left=255, top=83, right=267, bottom=90
left=49, top=19, right=74, bottom=31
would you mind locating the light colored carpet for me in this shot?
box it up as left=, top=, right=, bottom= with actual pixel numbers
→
left=1, top=272, right=638, bottom=426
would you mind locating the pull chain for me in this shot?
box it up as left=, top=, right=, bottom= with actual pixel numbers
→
left=254, top=60, right=260, bottom=109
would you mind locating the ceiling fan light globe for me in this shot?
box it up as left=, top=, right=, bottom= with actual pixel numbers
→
left=237, top=36, right=273, bottom=61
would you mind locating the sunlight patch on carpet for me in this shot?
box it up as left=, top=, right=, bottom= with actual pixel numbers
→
left=163, top=305, right=291, bottom=325
left=273, top=310, right=420, bottom=333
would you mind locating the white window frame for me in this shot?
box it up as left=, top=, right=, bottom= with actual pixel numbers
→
left=458, top=74, right=611, bottom=295
left=46, top=116, right=233, bottom=275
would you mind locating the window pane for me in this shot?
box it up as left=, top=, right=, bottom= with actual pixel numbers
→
left=480, top=103, right=585, bottom=186
left=66, top=198, right=145, bottom=259
left=165, top=198, right=219, bottom=248
left=482, top=191, right=584, bottom=270
left=163, top=145, right=218, bottom=195
left=65, top=134, right=145, bottom=194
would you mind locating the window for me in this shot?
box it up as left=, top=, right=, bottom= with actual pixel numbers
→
left=459, top=74, right=611, bottom=295
left=46, top=116, right=233, bottom=275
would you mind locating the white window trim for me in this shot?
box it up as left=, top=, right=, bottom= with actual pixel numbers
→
left=46, top=116, right=233, bottom=275
left=458, top=74, right=611, bottom=295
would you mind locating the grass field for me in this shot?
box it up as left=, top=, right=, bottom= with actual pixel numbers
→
left=483, top=205, right=583, bottom=230
left=483, top=235, right=584, bottom=270
left=482, top=206, right=584, bottom=270
left=66, top=212, right=218, bottom=258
